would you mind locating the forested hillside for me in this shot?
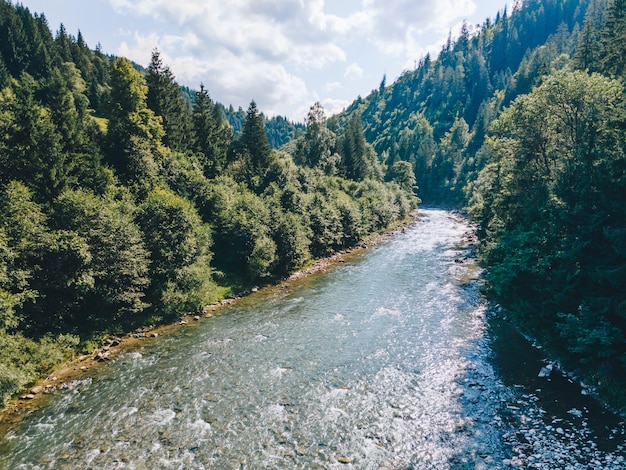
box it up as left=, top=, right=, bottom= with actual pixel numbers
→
left=0, top=0, right=416, bottom=404
left=344, top=0, right=626, bottom=407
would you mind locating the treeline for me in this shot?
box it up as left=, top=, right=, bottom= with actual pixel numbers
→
left=347, top=0, right=626, bottom=407
left=0, top=0, right=416, bottom=404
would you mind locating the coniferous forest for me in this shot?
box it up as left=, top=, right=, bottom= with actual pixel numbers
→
left=1, top=0, right=625, bottom=410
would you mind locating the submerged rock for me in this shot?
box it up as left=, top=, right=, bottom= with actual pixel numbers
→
left=538, top=363, right=553, bottom=378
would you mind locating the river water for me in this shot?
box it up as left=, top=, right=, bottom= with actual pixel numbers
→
left=0, top=209, right=624, bottom=469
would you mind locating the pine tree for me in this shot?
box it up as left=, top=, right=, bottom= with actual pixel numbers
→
left=192, top=84, right=228, bottom=177
left=573, top=0, right=606, bottom=72
left=240, top=100, right=272, bottom=184
left=0, top=73, right=67, bottom=201
left=146, top=49, right=194, bottom=153
left=600, top=0, right=626, bottom=78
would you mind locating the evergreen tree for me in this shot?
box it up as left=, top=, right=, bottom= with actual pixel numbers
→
left=294, top=102, right=339, bottom=174
left=146, top=49, right=194, bottom=153
left=240, top=100, right=272, bottom=185
left=192, top=84, right=229, bottom=177
left=106, top=57, right=165, bottom=188
left=573, top=0, right=607, bottom=72
left=0, top=74, right=67, bottom=201
left=340, top=111, right=382, bottom=181
left=600, top=0, right=626, bottom=78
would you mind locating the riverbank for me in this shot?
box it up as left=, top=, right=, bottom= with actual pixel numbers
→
left=0, top=212, right=420, bottom=428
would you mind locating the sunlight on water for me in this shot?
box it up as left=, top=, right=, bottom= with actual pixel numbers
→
left=1, top=210, right=624, bottom=469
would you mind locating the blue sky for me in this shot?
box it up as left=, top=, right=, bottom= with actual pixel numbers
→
left=19, top=0, right=509, bottom=121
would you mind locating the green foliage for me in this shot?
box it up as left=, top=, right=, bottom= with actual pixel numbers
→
left=0, top=0, right=417, bottom=403
left=106, top=58, right=165, bottom=187
left=192, top=85, right=231, bottom=177
left=294, top=102, right=341, bottom=175
left=203, top=176, right=277, bottom=281
left=236, top=100, right=274, bottom=189
left=339, top=112, right=383, bottom=182
left=0, top=181, right=49, bottom=331
left=600, top=0, right=626, bottom=79
left=146, top=49, right=194, bottom=153
left=51, top=189, right=150, bottom=328
left=137, top=187, right=213, bottom=316
left=0, top=331, right=79, bottom=405
left=470, top=70, right=626, bottom=388
left=0, top=74, right=67, bottom=200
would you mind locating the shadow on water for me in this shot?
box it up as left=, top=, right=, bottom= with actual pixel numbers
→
left=484, top=311, right=626, bottom=468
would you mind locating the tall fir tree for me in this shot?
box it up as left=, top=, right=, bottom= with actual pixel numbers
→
left=192, top=84, right=229, bottom=177
left=146, top=49, right=194, bottom=153
left=106, top=57, right=164, bottom=187
left=600, top=0, right=626, bottom=79
left=240, top=100, right=272, bottom=184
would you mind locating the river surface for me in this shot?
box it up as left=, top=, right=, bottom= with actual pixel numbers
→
left=0, top=209, right=624, bottom=469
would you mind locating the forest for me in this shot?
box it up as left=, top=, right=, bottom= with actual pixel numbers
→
left=343, top=0, right=626, bottom=407
left=0, top=0, right=416, bottom=404
left=0, top=0, right=625, bottom=410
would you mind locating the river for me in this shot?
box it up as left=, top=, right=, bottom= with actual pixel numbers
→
left=0, top=209, right=624, bottom=469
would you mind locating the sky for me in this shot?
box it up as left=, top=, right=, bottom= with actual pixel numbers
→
left=19, top=0, right=508, bottom=122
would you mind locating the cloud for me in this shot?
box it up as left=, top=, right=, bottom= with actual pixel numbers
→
left=106, top=0, right=482, bottom=119
left=344, top=63, right=364, bottom=81
left=109, top=0, right=358, bottom=68
left=324, top=81, right=342, bottom=92
left=107, top=0, right=372, bottom=117
left=361, top=0, right=477, bottom=56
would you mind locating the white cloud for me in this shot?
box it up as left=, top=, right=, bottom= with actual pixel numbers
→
left=105, top=0, right=488, bottom=119
left=344, top=63, right=363, bottom=81
left=360, top=0, right=477, bottom=57
left=320, top=97, right=350, bottom=116
left=107, top=0, right=373, bottom=117
left=324, top=81, right=342, bottom=92
left=109, top=0, right=357, bottom=68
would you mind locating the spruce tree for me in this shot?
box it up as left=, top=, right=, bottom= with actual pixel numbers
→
left=240, top=100, right=272, bottom=183
left=146, top=49, right=194, bottom=153
left=600, top=0, right=626, bottom=78
left=192, top=84, right=228, bottom=177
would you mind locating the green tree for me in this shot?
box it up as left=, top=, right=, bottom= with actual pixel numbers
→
left=204, top=176, right=276, bottom=281
left=573, top=0, right=607, bottom=72
left=239, top=100, right=273, bottom=186
left=294, top=102, right=340, bottom=174
left=137, top=187, right=213, bottom=316
left=387, top=160, right=417, bottom=194
left=43, top=62, right=111, bottom=193
left=52, top=189, right=150, bottom=328
left=469, top=70, right=626, bottom=390
left=339, top=112, right=382, bottom=181
left=106, top=57, right=165, bottom=189
left=0, top=74, right=67, bottom=201
left=192, top=84, right=230, bottom=177
left=146, top=49, right=194, bottom=153
left=600, top=0, right=626, bottom=79
left=0, top=182, right=44, bottom=331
